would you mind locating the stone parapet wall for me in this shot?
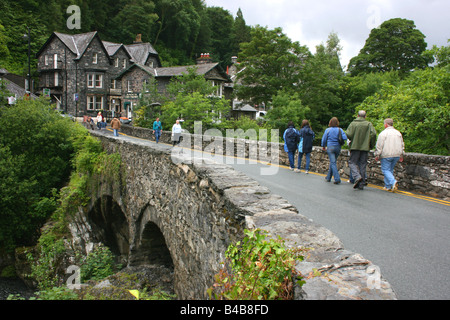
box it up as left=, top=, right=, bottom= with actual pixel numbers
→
left=120, top=125, right=449, bottom=200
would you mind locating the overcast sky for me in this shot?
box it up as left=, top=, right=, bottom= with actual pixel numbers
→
left=204, top=0, right=450, bottom=69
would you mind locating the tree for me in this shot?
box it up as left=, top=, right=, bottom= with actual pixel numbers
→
left=235, top=26, right=311, bottom=107
left=348, top=18, right=432, bottom=75
left=360, top=66, right=450, bottom=155
left=300, top=32, right=345, bottom=130
left=0, top=98, right=86, bottom=250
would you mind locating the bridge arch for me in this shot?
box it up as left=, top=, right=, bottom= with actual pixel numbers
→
left=87, top=195, right=130, bottom=263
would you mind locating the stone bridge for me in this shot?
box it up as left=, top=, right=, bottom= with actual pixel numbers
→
left=68, top=130, right=398, bottom=300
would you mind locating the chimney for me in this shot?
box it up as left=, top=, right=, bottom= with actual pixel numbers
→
left=197, top=53, right=213, bottom=65
left=134, top=34, right=142, bottom=43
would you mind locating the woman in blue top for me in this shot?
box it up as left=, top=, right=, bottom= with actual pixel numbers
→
left=321, top=117, right=347, bottom=184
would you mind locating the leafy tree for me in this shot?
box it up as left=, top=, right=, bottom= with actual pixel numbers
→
left=360, top=65, right=450, bottom=155
left=0, top=98, right=86, bottom=251
left=265, top=89, right=310, bottom=137
left=348, top=18, right=432, bottom=75
left=428, top=40, right=450, bottom=67
left=230, top=8, right=251, bottom=56
left=301, top=32, right=345, bottom=131
left=235, top=26, right=311, bottom=107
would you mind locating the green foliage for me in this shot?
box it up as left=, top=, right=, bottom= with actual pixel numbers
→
left=348, top=18, right=432, bottom=75
left=209, top=229, right=305, bottom=300
left=80, top=244, right=120, bottom=282
left=236, top=26, right=311, bottom=107
left=360, top=65, right=450, bottom=155
left=0, top=98, right=81, bottom=251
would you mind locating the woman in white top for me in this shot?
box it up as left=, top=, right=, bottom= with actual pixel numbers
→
left=171, top=119, right=182, bottom=146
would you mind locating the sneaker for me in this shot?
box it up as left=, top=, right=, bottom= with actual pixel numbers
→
left=305, top=170, right=309, bottom=174
left=353, top=178, right=363, bottom=189
left=392, top=182, right=398, bottom=192
left=294, top=169, right=300, bottom=173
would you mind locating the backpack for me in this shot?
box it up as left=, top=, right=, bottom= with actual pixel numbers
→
left=285, top=128, right=300, bottom=151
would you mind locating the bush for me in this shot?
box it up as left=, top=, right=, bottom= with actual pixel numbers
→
left=209, top=229, right=305, bottom=300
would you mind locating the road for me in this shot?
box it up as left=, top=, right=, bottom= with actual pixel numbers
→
left=103, top=128, right=450, bottom=300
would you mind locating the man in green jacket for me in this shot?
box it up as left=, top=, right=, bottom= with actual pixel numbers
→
left=346, top=110, right=377, bottom=190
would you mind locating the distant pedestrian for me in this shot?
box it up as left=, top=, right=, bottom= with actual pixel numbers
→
left=171, top=119, right=182, bottom=146
left=296, top=119, right=315, bottom=173
left=153, top=117, right=162, bottom=143
left=374, top=118, right=405, bottom=192
left=346, top=110, right=377, bottom=190
left=283, top=121, right=300, bottom=170
left=111, top=116, right=121, bottom=137
left=321, top=117, right=347, bottom=184
left=97, top=112, right=103, bottom=130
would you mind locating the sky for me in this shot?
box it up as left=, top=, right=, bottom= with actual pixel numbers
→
left=204, top=0, right=450, bottom=69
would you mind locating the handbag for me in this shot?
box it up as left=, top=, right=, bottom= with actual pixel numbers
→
left=338, top=128, right=345, bottom=146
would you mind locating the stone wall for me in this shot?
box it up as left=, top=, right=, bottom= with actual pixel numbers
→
left=69, top=130, right=398, bottom=300
left=120, top=125, right=449, bottom=200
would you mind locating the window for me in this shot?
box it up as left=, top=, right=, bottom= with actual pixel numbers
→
left=44, top=55, right=49, bottom=66
left=127, top=80, right=133, bottom=92
left=111, top=79, right=117, bottom=89
left=212, top=81, right=223, bottom=97
left=53, top=54, right=58, bottom=69
left=87, top=74, right=94, bottom=88
left=87, top=96, right=103, bottom=110
left=115, top=58, right=119, bottom=68
left=95, top=74, right=103, bottom=88
left=54, top=72, right=59, bottom=87
left=93, top=53, right=98, bottom=64
left=87, top=74, right=103, bottom=88
left=123, top=59, right=127, bottom=69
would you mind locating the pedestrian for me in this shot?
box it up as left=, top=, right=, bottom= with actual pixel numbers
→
left=153, top=117, right=162, bottom=143
left=171, top=119, right=182, bottom=146
left=111, top=115, right=121, bottom=137
left=345, top=110, right=377, bottom=190
left=97, top=112, right=103, bottom=130
left=374, top=118, right=405, bottom=192
left=296, top=119, right=315, bottom=173
left=283, top=121, right=300, bottom=170
left=321, top=117, right=347, bottom=184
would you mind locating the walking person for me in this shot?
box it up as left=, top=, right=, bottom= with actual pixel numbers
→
left=296, top=120, right=315, bottom=173
left=96, top=112, right=103, bottom=130
left=110, top=115, right=121, bottom=137
left=321, top=117, right=347, bottom=184
left=283, top=121, right=300, bottom=170
left=346, top=110, right=377, bottom=190
left=153, top=117, right=162, bottom=143
left=374, top=118, right=405, bottom=192
left=171, top=119, right=182, bottom=146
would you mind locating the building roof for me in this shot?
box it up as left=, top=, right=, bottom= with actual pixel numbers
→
left=116, top=62, right=230, bottom=82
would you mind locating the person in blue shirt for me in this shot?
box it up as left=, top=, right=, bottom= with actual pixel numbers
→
left=321, top=117, right=347, bottom=184
left=153, top=117, right=162, bottom=143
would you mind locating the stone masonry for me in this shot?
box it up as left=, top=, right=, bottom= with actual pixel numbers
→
left=120, top=125, right=450, bottom=200
left=68, top=129, right=398, bottom=300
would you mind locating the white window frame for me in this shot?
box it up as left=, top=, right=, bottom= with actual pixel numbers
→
left=93, top=53, right=98, bottom=64
left=53, top=54, right=58, bottom=69
left=54, top=72, right=59, bottom=87
left=87, top=74, right=95, bottom=88
left=115, top=58, right=119, bottom=68
left=87, top=96, right=104, bottom=110
left=44, top=55, right=49, bottom=66
left=127, top=80, right=132, bottom=92
left=123, top=59, right=127, bottom=69
left=95, top=74, right=103, bottom=88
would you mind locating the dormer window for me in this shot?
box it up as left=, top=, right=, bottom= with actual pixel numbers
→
left=115, top=58, right=119, bottom=68
left=93, top=53, right=98, bottom=64
left=123, top=59, right=127, bottom=69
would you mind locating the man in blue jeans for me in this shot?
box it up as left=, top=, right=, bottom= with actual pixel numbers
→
left=374, top=118, right=405, bottom=192
left=153, top=117, right=162, bottom=143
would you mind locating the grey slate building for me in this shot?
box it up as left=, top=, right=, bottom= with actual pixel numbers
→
left=36, top=32, right=230, bottom=119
